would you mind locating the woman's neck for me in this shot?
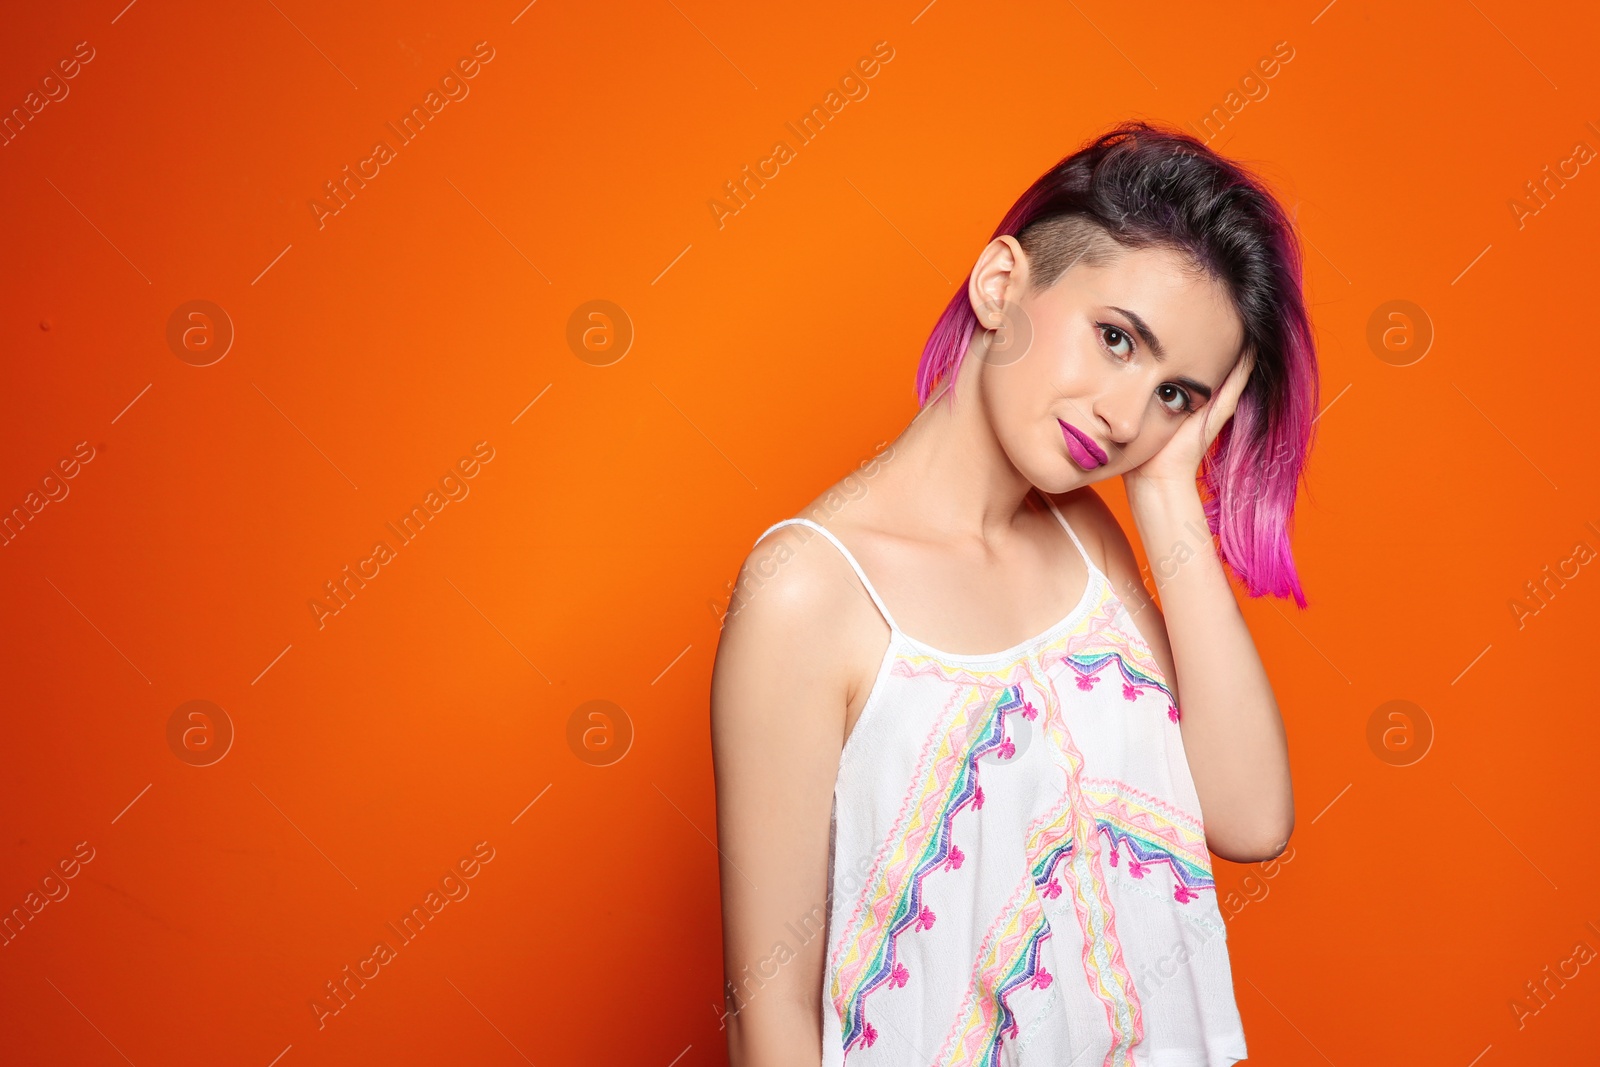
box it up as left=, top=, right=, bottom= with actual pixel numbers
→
left=873, top=340, right=1041, bottom=547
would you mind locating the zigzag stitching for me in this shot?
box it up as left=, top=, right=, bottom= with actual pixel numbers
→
left=834, top=684, right=1028, bottom=1054
left=829, top=679, right=967, bottom=978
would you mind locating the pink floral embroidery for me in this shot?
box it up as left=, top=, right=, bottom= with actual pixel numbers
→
left=1169, top=705, right=1182, bottom=723
left=1122, top=682, right=1139, bottom=701
left=998, top=737, right=1016, bottom=760
left=889, top=962, right=909, bottom=989
left=1041, top=878, right=1062, bottom=900
left=862, top=1021, right=878, bottom=1047
left=1021, top=700, right=1039, bottom=721
left=1029, top=967, right=1053, bottom=990
left=1075, top=674, right=1097, bottom=691
left=974, top=785, right=985, bottom=810
left=944, top=844, right=965, bottom=871
left=915, top=904, right=937, bottom=931
left=1127, top=859, right=1148, bottom=879
left=1174, top=884, right=1198, bottom=903
left=1108, top=843, right=1119, bottom=866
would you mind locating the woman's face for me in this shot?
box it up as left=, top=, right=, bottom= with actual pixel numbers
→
left=971, top=236, right=1247, bottom=493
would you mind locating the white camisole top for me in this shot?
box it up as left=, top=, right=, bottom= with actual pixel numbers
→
left=752, top=493, right=1248, bottom=1066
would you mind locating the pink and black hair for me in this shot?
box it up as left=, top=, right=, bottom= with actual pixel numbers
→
left=915, top=120, right=1319, bottom=607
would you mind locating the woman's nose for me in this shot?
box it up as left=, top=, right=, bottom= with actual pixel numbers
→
left=1093, top=380, right=1145, bottom=446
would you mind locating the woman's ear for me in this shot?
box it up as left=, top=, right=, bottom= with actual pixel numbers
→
left=967, top=235, right=1027, bottom=328
left=967, top=236, right=1038, bottom=367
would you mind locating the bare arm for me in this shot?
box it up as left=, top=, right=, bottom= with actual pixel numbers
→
left=1117, top=483, right=1293, bottom=861
left=710, top=528, right=855, bottom=1066
left=1063, top=486, right=1292, bottom=862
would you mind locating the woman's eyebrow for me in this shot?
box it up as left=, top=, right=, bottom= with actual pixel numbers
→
left=1106, top=304, right=1215, bottom=402
left=1106, top=305, right=1167, bottom=361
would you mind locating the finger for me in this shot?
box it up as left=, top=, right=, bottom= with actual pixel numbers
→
left=1199, top=352, right=1255, bottom=442
left=1229, top=351, right=1256, bottom=394
left=1216, top=351, right=1255, bottom=416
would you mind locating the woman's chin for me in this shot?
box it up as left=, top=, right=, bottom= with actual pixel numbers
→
left=1027, top=463, right=1100, bottom=496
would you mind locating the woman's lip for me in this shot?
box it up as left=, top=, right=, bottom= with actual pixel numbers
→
left=1058, top=419, right=1108, bottom=468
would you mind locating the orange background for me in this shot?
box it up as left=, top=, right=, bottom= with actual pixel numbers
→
left=2, top=1, right=1597, bottom=1064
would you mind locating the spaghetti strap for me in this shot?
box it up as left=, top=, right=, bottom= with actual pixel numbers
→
left=1038, top=493, right=1102, bottom=579
left=753, top=518, right=901, bottom=633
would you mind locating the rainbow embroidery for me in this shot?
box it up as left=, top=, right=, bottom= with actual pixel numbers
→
left=933, top=874, right=1058, bottom=1066
left=1084, top=781, right=1214, bottom=903
left=1021, top=788, right=1212, bottom=906
left=931, top=665, right=1156, bottom=1067
left=828, top=681, right=1034, bottom=1054
left=1056, top=586, right=1180, bottom=720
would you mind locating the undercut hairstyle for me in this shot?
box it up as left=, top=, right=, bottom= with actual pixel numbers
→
left=915, top=120, right=1319, bottom=607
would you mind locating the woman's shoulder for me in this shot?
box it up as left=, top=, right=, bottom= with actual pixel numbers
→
left=711, top=512, right=889, bottom=743
left=728, top=520, right=848, bottom=620
left=719, top=512, right=882, bottom=656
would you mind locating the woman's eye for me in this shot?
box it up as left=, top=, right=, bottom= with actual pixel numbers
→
left=1157, top=383, right=1192, bottom=414
left=1098, top=323, right=1134, bottom=358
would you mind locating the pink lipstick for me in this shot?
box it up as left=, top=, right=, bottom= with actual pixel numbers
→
left=1058, top=419, right=1108, bottom=470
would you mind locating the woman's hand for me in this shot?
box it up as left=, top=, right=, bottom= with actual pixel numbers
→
left=1123, top=350, right=1255, bottom=499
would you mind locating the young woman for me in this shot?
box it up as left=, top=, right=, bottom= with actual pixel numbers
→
left=710, top=120, right=1317, bottom=1067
